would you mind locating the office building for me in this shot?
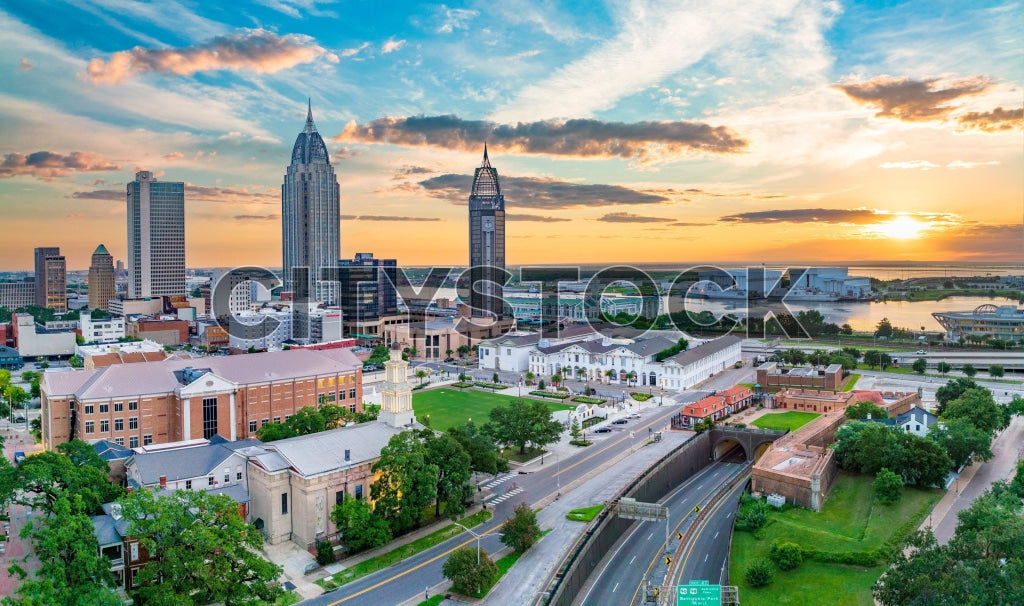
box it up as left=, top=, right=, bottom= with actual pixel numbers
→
left=0, top=279, right=35, bottom=309
left=282, top=101, right=340, bottom=304
left=89, top=244, right=116, bottom=312
left=34, top=246, right=67, bottom=313
left=337, top=252, right=397, bottom=339
left=127, top=170, right=185, bottom=299
left=468, top=145, right=506, bottom=319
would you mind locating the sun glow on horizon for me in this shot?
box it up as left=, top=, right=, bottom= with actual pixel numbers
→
left=867, top=215, right=929, bottom=239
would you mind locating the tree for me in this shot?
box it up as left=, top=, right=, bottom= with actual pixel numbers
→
left=874, top=483, right=1024, bottom=606
left=961, top=363, right=977, bottom=378
left=492, top=372, right=500, bottom=384
left=285, top=406, right=326, bottom=436
left=911, top=358, right=927, bottom=374
left=537, top=379, right=546, bottom=391
left=768, top=541, right=803, bottom=571
left=484, top=399, right=563, bottom=455
left=442, top=546, right=497, bottom=596
left=831, top=422, right=950, bottom=487
left=935, top=377, right=979, bottom=416
left=841, top=347, right=862, bottom=359
left=874, top=318, right=894, bottom=338
left=942, top=387, right=1005, bottom=436
left=899, top=434, right=953, bottom=488
left=501, top=502, right=541, bottom=553
left=330, top=497, right=391, bottom=553
left=524, top=371, right=535, bottom=385
left=844, top=400, right=888, bottom=421
left=873, top=468, right=903, bottom=505
left=604, top=369, right=615, bottom=383
left=936, top=361, right=951, bottom=375
left=863, top=350, right=892, bottom=370
left=315, top=540, right=336, bottom=566
left=5, top=495, right=120, bottom=606
left=569, top=417, right=582, bottom=442
left=120, top=488, right=282, bottom=606
left=840, top=323, right=853, bottom=335
left=447, top=421, right=508, bottom=476
left=0, top=445, right=122, bottom=516
left=3, top=385, right=29, bottom=418
left=930, top=417, right=993, bottom=469
left=254, top=421, right=293, bottom=442
left=457, top=344, right=470, bottom=358
left=988, top=364, right=1004, bottom=378
left=371, top=430, right=439, bottom=535
left=744, top=559, right=774, bottom=587
left=415, top=369, right=428, bottom=386
left=550, top=373, right=562, bottom=387
left=424, top=432, right=473, bottom=518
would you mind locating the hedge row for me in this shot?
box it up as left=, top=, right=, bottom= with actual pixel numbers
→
left=571, top=396, right=607, bottom=405
left=530, top=390, right=572, bottom=400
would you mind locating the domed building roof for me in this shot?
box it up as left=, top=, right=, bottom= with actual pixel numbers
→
left=290, top=100, right=330, bottom=165
left=93, top=243, right=111, bottom=256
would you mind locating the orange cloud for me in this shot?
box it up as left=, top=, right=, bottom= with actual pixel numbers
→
left=86, top=29, right=338, bottom=84
left=957, top=106, right=1024, bottom=132
left=834, top=75, right=989, bottom=121
left=336, top=115, right=747, bottom=160
left=0, top=151, right=121, bottom=181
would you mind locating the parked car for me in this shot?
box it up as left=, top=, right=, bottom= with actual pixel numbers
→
left=612, top=419, right=629, bottom=425
left=593, top=427, right=613, bottom=434
left=13, top=416, right=26, bottom=423
left=916, top=350, right=926, bottom=355
left=444, top=357, right=455, bottom=363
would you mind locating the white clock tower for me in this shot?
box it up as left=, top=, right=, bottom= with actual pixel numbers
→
left=378, top=343, right=416, bottom=428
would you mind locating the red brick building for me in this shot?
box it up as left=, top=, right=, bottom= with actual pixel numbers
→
left=678, top=386, right=753, bottom=428
left=41, top=348, right=363, bottom=451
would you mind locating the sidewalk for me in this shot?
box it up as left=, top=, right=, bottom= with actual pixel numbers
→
left=0, top=426, right=42, bottom=597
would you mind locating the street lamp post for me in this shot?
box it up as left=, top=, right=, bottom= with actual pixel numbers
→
left=556, top=450, right=561, bottom=499
left=453, top=522, right=482, bottom=564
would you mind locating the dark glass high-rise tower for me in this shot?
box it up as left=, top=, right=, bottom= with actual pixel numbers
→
left=468, top=145, right=505, bottom=319
left=282, top=101, right=340, bottom=304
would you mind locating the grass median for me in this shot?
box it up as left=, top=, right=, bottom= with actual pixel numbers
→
left=318, top=509, right=492, bottom=591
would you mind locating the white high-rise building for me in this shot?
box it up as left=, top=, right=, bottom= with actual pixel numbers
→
left=282, top=101, right=340, bottom=305
left=127, top=171, right=185, bottom=299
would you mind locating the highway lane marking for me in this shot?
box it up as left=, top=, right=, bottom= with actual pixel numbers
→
left=705, top=554, right=709, bottom=562
left=647, top=532, right=653, bottom=541
left=675, top=476, right=748, bottom=585
left=714, top=531, right=719, bottom=540
left=613, top=582, right=620, bottom=593
left=629, top=555, right=636, bottom=565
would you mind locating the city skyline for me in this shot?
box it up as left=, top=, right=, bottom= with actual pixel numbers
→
left=1, top=1, right=1022, bottom=271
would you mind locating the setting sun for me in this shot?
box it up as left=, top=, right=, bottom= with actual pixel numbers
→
left=868, top=216, right=928, bottom=239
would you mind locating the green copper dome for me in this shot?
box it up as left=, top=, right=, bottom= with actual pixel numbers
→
left=93, top=244, right=110, bottom=256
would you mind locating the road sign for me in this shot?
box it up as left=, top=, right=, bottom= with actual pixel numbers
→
left=677, top=580, right=721, bottom=606
left=616, top=497, right=668, bottom=522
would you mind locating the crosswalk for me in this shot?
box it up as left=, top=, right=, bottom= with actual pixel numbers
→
left=480, top=472, right=517, bottom=490
left=487, top=486, right=524, bottom=506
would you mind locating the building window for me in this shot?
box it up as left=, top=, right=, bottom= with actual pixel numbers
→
left=100, top=419, right=110, bottom=432
left=129, top=417, right=138, bottom=430
left=224, top=473, right=230, bottom=484
left=202, top=397, right=218, bottom=439
left=114, top=437, right=123, bottom=446
left=236, top=470, right=242, bottom=481
left=273, top=417, right=281, bottom=424
left=84, top=403, right=94, bottom=415
left=85, top=421, right=95, bottom=434
left=355, top=485, right=363, bottom=500
left=339, top=390, right=346, bottom=401
left=114, top=419, right=124, bottom=432
left=249, top=420, right=257, bottom=433
left=208, top=476, right=214, bottom=486
left=281, top=493, right=288, bottom=514
left=349, top=403, right=356, bottom=413
left=185, top=480, right=192, bottom=490
left=99, top=403, right=109, bottom=413
left=261, top=418, right=269, bottom=427
left=336, top=490, right=344, bottom=505
left=129, top=436, right=139, bottom=448
left=143, top=434, right=153, bottom=446
left=114, top=401, right=124, bottom=412
left=130, top=543, right=139, bottom=562
left=349, top=388, right=356, bottom=399
left=129, top=400, right=139, bottom=411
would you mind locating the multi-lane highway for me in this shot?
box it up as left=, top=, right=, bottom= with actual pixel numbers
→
left=671, top=473, right=748, bottom=590
left=302, top=402, right=690, bottom=605
left=577, top=451, right=746, bottom=606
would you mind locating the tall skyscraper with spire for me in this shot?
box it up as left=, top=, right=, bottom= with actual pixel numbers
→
left=282, top=100, right=340, bottom=304
left=468, top=145, right=506, bottom=319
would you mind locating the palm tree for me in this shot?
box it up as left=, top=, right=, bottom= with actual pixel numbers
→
left=626, top=371, right=637, bottom=387
left=525, top=371, right=535, bottom=385
left=551, top=373, right=563, bottom=387
left=604, top=369, right=615, bottom=383
left=415, top=369, right=427, bottom=386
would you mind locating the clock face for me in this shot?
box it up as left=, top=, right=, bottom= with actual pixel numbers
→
left=482, top=217, right=495, bottom=232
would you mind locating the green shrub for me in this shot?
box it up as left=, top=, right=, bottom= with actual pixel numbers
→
left=315, top=540, right=336, bottom=566
left=571, top=396, right=607, bottom=405
left=874, top=468, right=903, bottom=505
left=631, top=393, right=654, bottom=402
left=737, top=500, right=770, bottom=531
left=769, top=541, right=803, bottom=571
left=745, top=559, right=774, bottom=587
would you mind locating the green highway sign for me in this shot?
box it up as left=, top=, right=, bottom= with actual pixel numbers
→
left=677, top=580, right=721, bottom=606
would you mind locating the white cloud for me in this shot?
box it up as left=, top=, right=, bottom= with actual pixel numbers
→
left=946, top=160, right=1000, bottom=169
left=436, top=6, right=478, bottom=34
left=879, top=160, right=941, bottom=170
left=382, top=38, right=406, bottom=54
left=340, top=42, right=370, bottom=58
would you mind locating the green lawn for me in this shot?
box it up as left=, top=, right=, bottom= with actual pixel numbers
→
left=413, top=388, right=576, bottom=431
left=566, top=504, right=603, bottom=522
left=751, top=411, right=820, bottom=432
left=730, top=473, right=942, bottom=605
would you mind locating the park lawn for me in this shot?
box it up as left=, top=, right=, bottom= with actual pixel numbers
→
left=729, top=473, right=941, bottom=605
left=413, top=388, right=575, bottom=431
left=751, top=411, right=820, bottom=432
left=841, top=373, right=860, bottom=391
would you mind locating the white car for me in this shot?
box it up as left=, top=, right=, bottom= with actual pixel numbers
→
left=916, top=350, right=927, bottom=355
left=628, top=413, right=641, bottom=419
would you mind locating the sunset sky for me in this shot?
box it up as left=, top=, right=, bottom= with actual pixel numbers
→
left=1, top=0, right=1021, bottom=271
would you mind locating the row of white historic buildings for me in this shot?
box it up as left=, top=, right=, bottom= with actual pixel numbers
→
left=478, top=327, right=742, bottom=391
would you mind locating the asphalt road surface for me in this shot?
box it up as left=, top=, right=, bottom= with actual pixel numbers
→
left=302, top=404, right=687, bottom=606
left=672, top=474, right=748, bottom=589
left=577, top=456, right=745, bottom=606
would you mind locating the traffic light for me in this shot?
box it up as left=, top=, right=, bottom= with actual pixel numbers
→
left=664, top=556, right=672, bottom=566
